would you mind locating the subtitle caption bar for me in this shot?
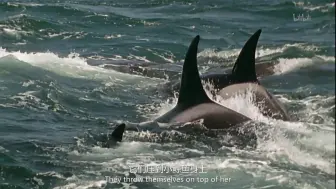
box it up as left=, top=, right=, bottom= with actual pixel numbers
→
left=104, top=164, right=232, bottom=184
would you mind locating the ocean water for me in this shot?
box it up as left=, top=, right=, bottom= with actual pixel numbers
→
left=0, top=0, right=335, bottom=189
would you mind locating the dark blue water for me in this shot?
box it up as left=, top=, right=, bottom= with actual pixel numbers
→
left=0, top=0, right=335, bottom=189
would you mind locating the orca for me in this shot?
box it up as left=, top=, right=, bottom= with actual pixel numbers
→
left=216, top=29, right=291, bottom=121
left=106, top=31, right=290, bottom=144
left=149, top=36, right=251, bottom=129
left=110, top=35, right=251, bottom=138
left=98, top=59, right=278, bottom=82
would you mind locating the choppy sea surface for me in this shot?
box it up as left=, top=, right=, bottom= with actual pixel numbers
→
left=0, top=0, right=335, bottom=189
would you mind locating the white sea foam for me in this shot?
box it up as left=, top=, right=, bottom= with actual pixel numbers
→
left=104, top=34, right=124, bottom=39
left=0, top=27, right=32, bottom=39
left=3, top=43, right=331, bottom=189
left=293, top=1, right=335, bottom=12
left=0, top=47, right=161, bottom=88
left=53, top=180, right=107, bottom=189
left=197, top=43, right=331, bottom=76
left=273, top=56, right=335, bottom=74
left=138, top=84, right=335, bottom=176
left=198, top=43, right=321, bottom=62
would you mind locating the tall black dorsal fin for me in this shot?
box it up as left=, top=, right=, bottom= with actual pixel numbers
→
left=177, top=35, right=212, bottom=108
left=231, top=29, right=262, bottom=82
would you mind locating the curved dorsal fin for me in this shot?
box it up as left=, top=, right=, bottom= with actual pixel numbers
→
left=231, top=29, right=262, bottom=82
left=177, top=35, right=212, bottom=108
left=110, top=123, right=125, bottom=142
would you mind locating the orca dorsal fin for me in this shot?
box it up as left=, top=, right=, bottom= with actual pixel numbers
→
left=231, top=29, right=262, bottom=83
left=177, top=35, right=212, bottom=108
left=110, top=123, right=125, bottom=142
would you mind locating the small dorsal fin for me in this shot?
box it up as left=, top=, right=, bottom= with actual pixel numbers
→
left=110, top=123, right=125, bottom=142
left=231, top=29, right=262, bottom=83
left=177, top=35, right=212, bottom=108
